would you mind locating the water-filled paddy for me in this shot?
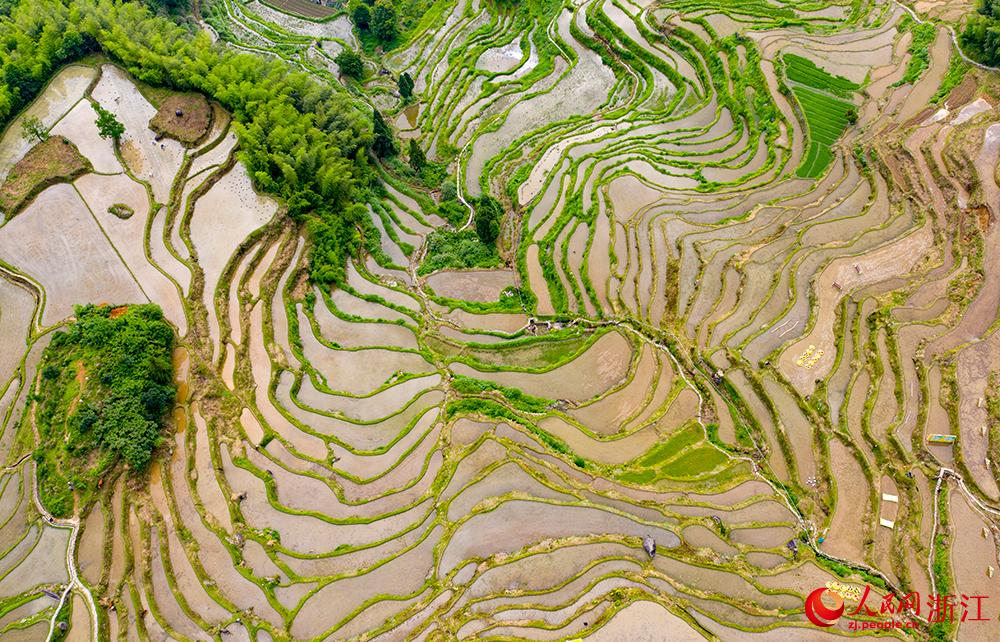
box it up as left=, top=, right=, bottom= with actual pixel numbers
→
left=0, top=2, right=991, bottom=640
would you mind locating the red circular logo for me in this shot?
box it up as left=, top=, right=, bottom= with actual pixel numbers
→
left=806, top=588, right=845, bottom=627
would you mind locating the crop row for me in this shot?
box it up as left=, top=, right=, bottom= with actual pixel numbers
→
left=796, top=141, right=833, bottom=178
left=784, top=53, right=859, bottom=95
left=793, top=86, right=852, bottom=146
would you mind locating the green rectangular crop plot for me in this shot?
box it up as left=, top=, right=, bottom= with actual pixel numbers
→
left=791, top=85, right=854, bottom=178
left=799, top=143, right=834, bottom=179
left=782, top=53, right=860, bottom=178
left=783, top=54, right=858, bottom=178
left=784, top=53, right=860, bottom=95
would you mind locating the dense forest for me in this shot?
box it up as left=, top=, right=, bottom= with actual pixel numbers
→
left=961, top=0, right=1000, bottom=66
left=35, top=304, right=174, bottom=516
left=0, top=0, right=374, bottom=284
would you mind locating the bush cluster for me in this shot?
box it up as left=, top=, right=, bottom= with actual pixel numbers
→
left=417, top=228, right=500, bottom=275
left=45, top=304, right=175, bottom=471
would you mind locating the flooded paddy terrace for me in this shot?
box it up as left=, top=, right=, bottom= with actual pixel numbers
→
left=3, top=0, right=1000, bottom=639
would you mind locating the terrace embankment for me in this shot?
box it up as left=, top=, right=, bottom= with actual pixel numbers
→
left=5, top=1, right=1000, bottom=641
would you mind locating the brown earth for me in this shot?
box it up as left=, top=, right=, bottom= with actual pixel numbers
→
left=262, top=0, right=337, bottom=18
left=150, top=93, right=213, bottom=146
left=901, top=106, right=935, bottom=131
left=0, top=136, right=91, bottom=216
left=976, top=205, right=991, bottom=232
left=945, top=74, right=977, bottom=110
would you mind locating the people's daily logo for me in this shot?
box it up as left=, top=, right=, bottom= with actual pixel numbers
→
left=806, top=588, right=845, bottom=627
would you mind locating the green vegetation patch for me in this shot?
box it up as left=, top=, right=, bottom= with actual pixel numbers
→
left=33, top=304, right=175, bottom=518
left=149, top=92, right=213, bottom=146
left=616, top=422, right=730, bottom=484
left=0, top=136, right=91, bottom=216
left=659, top=445, right=729, bottom=478
left=444, top=397, right=519, bottom=423
left=791, top=86, right=854, bottom=178
left=451, top=374, right=551, bottom=413
left=933, top=61, right=972, bottom=105
left=454, top=333, right=590, bottom=369
left=782, top=53, right=857, bottom=179
left=895, top=19, right=937, bottom=86
left=108, top=202, right=134, bottom=219
left=636, top=423, right=702, bottom=467
left=418, top=228, right=502, bottom=275
left=783, top=53, right=859, bottom=96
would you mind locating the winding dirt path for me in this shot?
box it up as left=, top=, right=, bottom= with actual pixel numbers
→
left=31, top=461, right=98, bottom=642
left=27, top=381, right=98, bottom=642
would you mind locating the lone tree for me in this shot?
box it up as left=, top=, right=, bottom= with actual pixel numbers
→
left=335, top=49, right=364, bottom=80
left=350, top=0, right=370, bottom=28
left=371, top=108, right=396, bottom=158
left=20, top=114, right=49, bottom=143
left=408, top=139, right=425, bottom=173
left=398, top=72, right=414, bottom=100
left=370, top=0, right=397, bottom=45
left=94, top=104, right=124, bottom=141
left=475, top=194, right=502, bottom=245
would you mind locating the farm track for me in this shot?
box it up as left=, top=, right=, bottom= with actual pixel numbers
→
left=4, top=0, right=1000, bottom=640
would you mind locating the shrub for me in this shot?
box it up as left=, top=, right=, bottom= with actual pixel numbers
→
left=437, top=199, right=466, bottom=227
left=398, top=71, right=413, bottom=100
left=474, top=194, right=502, bottom=245
left=108, top=203, right=134, bottom=219
left=334, top=49, right=364, bottom=80
left=370, top=0, right=397, bottom=45
left=94, top=103, right=124, bottom=141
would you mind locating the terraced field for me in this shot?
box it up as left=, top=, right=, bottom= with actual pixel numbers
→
left=3, top=0, right=1000, bottom=640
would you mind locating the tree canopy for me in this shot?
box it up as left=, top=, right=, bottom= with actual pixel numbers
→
left=961, top=1, right=1000, bottom=65
left=370, top=0, right=397, bottom=45
left=94, top=102, right=124, bottom=140
left=398, top=71, right=413, bottom=100
left=147, top=0, right=188, bottom=13
left=335, top=49, right=364, bottom=79
left=371, top=107, right=396, bottom=157
left=475, top=194, right=502, bottom=245
left=408, top=138, right=425, bottom=172
left=20, top=114, right=48, bottom=142
left=350, top=0, right=369, bottom=27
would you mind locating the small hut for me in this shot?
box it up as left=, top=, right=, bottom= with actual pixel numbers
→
left=642, top=535, right=656, bottom=558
